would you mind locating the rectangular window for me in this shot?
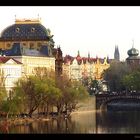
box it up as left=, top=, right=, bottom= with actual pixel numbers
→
left=30, top=43, right=34, bottom=49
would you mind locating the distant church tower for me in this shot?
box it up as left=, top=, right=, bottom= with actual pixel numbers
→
left=114, top=45, right=120, bottom=61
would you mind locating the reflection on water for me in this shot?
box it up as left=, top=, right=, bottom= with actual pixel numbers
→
left=7, top=111, right=96, bottom=134
left=3, top=110, right=140, bottom=134
left=96, top=111, right=140, bottom=134
left=7, top=118, right=74, bottom=134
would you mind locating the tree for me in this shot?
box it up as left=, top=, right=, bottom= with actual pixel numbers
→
left=10, top=67, right=89, bottom=118
left=33, top=67, right=62, bottom=115
left=0, top=70, right=7, bottom=117
left=55, top=75, right=89, bottom=116
left=103, top=61, right=131, bottom=92
left=122, top=70, right=140, bottom=92
left=13, top=76, right=53, bottom=117
left=0, top=70, right=7, bottom=102
left=89, top=79, right=102, bottom=94
left=12, top=68, right=62, bottom=117
left=0, top=97, right=22, bottom=119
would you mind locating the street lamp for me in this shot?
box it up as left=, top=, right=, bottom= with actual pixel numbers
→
left=2, top=74, right=10, bottom=87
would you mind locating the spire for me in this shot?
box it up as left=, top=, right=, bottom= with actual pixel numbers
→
left=15, top=15, right=16, bottom=21
left=114, top=45, right=120, bottom=61
left=107, top=55, right=109, bottom=63
left=77, top=50, right=80, bottom=57
left=37, top=14, right=41, bottom=22
left=38, top=14, right=39, bottom=20
left=88, top=52, right=90, bottom=58
left=116, top=45, right=119, bottom=51
left=96, top=55, right=98, bottom=59
left=132, top=39, right=134, bottom=48
left=115, top=44, right=117, bottom=50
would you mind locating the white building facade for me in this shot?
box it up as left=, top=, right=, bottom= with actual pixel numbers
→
left=0, top=57, right=22, bottom=96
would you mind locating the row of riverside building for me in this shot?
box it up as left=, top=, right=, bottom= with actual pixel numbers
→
left=0, top=18, right=139, bottom=98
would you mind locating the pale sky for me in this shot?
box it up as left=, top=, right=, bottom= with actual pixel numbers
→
left=0, top=6, right=140, bottom=61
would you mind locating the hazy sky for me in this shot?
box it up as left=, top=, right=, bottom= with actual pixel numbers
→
left=0, top=6, right=140, bottom=61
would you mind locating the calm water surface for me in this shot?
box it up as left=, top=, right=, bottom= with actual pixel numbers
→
left=4, top=110, right=140, bottom=134
left=1, top=96, right=140, bottom=134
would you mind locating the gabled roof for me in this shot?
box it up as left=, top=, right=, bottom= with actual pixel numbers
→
left=64, top=54, right=112, bottom=65
left=0, top=56, right=22, bottom=64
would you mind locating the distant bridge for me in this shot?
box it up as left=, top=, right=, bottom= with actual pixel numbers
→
left=95, top=93, right=140, bottom=110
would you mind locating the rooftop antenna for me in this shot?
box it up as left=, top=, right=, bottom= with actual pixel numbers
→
left=88, top=52, right=90, bottom=58
left=15, top=15, right=16, bottom=21
left=132, top=39, right=134, bottom=48
left=37, top=14, right=41, bottom=22
left=38, top=14, right=39, bottom=20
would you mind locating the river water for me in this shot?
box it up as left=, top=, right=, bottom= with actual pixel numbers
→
left=4, top=110, right=140, bottom=134
left=2, top=97, right=140, bottom=134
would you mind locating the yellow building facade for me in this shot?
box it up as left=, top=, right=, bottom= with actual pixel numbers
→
left=63, top=54, right=110, bottom=81
left=0, top=18, right=56, bottom=96
left=94, top=57, right=110, bottom=80
left=12, top=56, right=55, bottom=77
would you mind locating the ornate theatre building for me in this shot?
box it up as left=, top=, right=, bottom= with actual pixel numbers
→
left=0, top=18, right=62, bottom=96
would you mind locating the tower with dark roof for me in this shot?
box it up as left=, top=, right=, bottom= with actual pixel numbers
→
left=55, top=46, right=63, bottom=77
left=114, top=45, right=120, bottom=61
left=126, top=41, right=140, bottom=68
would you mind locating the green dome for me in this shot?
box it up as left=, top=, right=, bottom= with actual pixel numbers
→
left=127, top=47, right=139, bottom=57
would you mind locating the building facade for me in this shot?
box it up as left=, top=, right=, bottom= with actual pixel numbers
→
left=0, top=57, right=22, bottom=95
left=0, top=18, right=58, bottom=96
left=63, top=52, right=110, bottom=81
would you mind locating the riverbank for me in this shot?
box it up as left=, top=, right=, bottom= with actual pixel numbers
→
left=0, top=110, right=97, bottom=133
left=0, top=96, right=96, bottom=127
left=0, top=116, right=50, bottom=126
left=71, top=110, right=96, bottom=114
left=0, top=109, right=98, bottom=126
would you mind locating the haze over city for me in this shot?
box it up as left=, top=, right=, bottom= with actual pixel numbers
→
left=0, top=6, right=140, bottom=61
left=1, top=6, right=140, bottom=135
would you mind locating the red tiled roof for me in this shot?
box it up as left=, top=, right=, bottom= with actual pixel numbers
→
left=63, top=55, right=112, bottom=64
left=0, top=57, right=10, bottom=63
left=0, top=56, right=22, bottom=64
